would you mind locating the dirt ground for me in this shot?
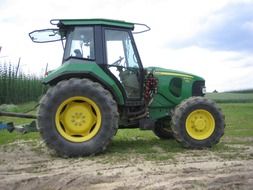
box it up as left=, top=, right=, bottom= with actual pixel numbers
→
left=0, top=140, right=252, bottom=190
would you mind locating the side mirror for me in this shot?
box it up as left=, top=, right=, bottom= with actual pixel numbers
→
left=29, top=29, right=64, bottom=43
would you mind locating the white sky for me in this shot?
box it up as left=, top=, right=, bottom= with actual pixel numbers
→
left=0, top=0, right=253, bottom=92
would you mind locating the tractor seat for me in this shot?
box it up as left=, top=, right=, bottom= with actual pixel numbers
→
left=74, top=49, right=82, bottom=58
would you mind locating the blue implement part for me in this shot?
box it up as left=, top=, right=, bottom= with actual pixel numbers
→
left=0, top=123, right=7, bottom=130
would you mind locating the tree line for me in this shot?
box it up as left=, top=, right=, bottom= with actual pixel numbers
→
left=0, top=63, right=45, bottom=104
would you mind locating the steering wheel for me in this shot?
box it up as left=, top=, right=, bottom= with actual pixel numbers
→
left=110, top=56, right=124, bottom=66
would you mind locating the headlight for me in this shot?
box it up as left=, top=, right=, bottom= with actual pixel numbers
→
left=202, top=86, right=206, bottom=94
left=192, top=81, right=205, bottom=96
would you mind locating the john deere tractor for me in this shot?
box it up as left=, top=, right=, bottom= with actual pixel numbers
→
left=29, top=19, right=225, bottom=157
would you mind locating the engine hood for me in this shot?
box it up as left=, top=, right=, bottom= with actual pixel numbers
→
left=146, top=67, right=204, bottom=81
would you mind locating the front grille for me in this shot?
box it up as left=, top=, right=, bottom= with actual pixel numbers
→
left=192, top=80, right=205, bottom=96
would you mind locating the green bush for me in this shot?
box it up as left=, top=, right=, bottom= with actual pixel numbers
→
left=0, top=63, right=45, bottom=104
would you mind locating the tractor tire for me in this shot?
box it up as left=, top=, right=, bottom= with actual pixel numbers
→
left=38, top=78, right=119, bottom=157
left=171, top=97, right=225, bottom=148
left=153, top=119, right=174, bottom=139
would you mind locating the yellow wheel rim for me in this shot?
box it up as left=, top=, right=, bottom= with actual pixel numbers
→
left=186, top=109, right=215, bottom=140
left=55, top=96, right=102, bottom=142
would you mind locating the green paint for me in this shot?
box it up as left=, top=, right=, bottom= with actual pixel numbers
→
left=58, top=18, right=134, bottom=29
left=147, top=67, right=204, bottom=119
left=43, top=60, right=124, bottom=105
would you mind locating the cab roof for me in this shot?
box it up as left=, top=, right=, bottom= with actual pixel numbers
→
left=51, top=18, right=135, bottom=29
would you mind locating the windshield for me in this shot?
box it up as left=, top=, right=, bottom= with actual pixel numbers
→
left=29, top=29, right=65, bottom=43
left=64, top=27, right=95, bottom=60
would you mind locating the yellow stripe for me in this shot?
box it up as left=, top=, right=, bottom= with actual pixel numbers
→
left=154, top=71, right=193, bottom=78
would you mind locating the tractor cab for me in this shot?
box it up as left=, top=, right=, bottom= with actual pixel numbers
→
left=29, top=19, right=149, bottom=103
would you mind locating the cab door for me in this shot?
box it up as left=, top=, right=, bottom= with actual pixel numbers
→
left=104, top=29, right=143, bottom=99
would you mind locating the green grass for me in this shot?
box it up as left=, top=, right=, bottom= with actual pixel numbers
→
left=220, top=103, right=253, bottom=138
left=207, top=92, right=253, bottom=140
left=105, top=129, right=184, bottom=161
left=0, top=130, right=39, bottom=145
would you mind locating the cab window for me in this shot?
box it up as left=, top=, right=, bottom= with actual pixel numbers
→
left=64, top=27, right=95, bottom=60
left=105, top=29, right=141, bottom=98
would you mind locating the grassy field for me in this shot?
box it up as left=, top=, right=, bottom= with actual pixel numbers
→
left=107, top=102, right=253, bottom=161
left=206, top=92, right=253, bottom=103
left=0, top=93, right=252, bottom=161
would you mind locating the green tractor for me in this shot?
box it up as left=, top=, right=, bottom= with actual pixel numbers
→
left=29, top=19, right=225, bottom=157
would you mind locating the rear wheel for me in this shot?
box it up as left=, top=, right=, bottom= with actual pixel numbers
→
left=38, top=78, right=118, bottom=157
left=171, top=97, right=225, bottom=148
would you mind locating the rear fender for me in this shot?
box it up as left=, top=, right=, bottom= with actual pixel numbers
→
left=43, top=62, right=124, bottom=105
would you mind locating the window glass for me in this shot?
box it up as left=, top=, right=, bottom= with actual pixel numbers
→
left=65, top=27, right=94, bottom=60
left=29, top=29, right=64, bottom=43
left=105, top=30, right=139, bottom=68
left=105, top=29, right=141, bottom=98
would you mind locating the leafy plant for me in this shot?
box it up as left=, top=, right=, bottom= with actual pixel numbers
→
left=0, top=63, right=45, bottom=104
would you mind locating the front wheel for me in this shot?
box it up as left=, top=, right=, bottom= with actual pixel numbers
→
left=38, top=78, right=119, bottom=157
left=171, top=97, right=225, bottom=148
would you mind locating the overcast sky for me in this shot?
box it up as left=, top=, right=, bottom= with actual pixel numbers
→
left=0, top=0, right=253, bottom=92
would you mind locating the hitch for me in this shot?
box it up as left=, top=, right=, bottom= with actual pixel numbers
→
left=0, top=111, right=37, bottom=119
